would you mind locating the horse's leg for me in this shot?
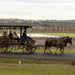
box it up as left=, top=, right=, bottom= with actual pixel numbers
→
left=60, top=47, right=64, bottom=55
left=55, top=47, right=58, bottom=54
left=46, top=47, right=52, bottom=54
left=60, top=46, right=64, bottom=55
left=44, top=46, right=47, bottom=54
left=44, top=49, right=45, bottom=54
left=59, top=48, right=62, bottom=55
left=62, top=48, right=64, bottom=55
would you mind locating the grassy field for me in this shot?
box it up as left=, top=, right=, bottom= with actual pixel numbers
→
left=0, top=63, right=75, bottom=75
left=0, top=33, right=75, bottom=75
left=0, top=58, right=75, bottom=75
left=11, top=49, right=75, bottom=53
left=44, top=33, right=75, bottom=37
left=36, top=49, right=75, bottom=53
left=0, top=58, right=74, bottom=75
left=29, top=33, right=75, bottom=37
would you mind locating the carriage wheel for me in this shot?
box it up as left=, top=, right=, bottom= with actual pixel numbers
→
left=22, top=48, right=26, bottom=53
left=22, top=45, right=34, bottom=54
left=7, top=45, right=13, bottom=52
left=22, top=45, right=29, bottom=53
left=31, top=46, right=37, bottom=53
left=0, top=47, right=8, bottom=53
left=12, top=45, right=19, bottom=50
left=0, top=48, right=5, bottom=53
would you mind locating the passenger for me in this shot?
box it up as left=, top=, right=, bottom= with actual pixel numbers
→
left=23, top=30, right=27, bottom=42
left=23, top=30, right=32, bottom=44
left=3, top=31, right=7, bottom=37
left=9, top=30, right=13, bottom=39
left=13, top=32, right=20, bottom=43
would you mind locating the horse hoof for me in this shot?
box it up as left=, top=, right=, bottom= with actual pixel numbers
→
left=55, top=52, right=57, bottom=55
left=47, top=52, right=53, bottom=55
left=60, top=54, right=63, bottom=56
left=46, top=52, right=50, bottom=54
left=50, top=52, right=53, bottom=54
left=44, top=52, right=45, bottom=54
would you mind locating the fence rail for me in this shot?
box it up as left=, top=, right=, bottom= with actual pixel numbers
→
left=30, top=27, right=75, bottom=33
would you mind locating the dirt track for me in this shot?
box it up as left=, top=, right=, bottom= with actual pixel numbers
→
left=0, top=52, right=75, bottom=61
left=0, top=37, right=74, bottom=61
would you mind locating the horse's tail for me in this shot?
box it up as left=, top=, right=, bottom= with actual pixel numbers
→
left=45, top=40, right=47, bottom=49
left=44, top=40, right=47, bottom=54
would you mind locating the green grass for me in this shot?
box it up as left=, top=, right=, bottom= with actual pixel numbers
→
left=35, top=49, right=75, bottom=53
left=0, top=58, right=75, bottom=75
left=42, top=33, right=75, bottom=37
left=0, top=63, right=75, bottom=75
left=0, top=58, right=70, bottom=64
left=9, top=49, right=75, bottom=53
left=28, top=33, right=75, bottom=37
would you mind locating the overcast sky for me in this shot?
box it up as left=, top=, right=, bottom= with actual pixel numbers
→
left=0, top=0, right=75, bottom=20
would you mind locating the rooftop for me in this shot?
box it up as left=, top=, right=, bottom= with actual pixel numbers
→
left=0, top=23, right=32, bottom=29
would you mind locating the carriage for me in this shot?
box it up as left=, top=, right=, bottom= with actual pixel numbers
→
left=0, top=23, right=73, bottom=55
left=0, top=24, right=37, bottom=54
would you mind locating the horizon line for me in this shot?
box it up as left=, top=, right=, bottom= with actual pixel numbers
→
left=0, top=18, right=75, bottom=21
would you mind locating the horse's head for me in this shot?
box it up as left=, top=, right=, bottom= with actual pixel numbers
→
left=65, top=36, right=72, bottom=45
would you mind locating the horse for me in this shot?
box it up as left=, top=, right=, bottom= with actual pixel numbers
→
left=44, top=36, right=72, bottom=55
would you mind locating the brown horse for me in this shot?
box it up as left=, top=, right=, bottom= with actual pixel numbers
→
left=44, top=36, right=72, bottom=55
